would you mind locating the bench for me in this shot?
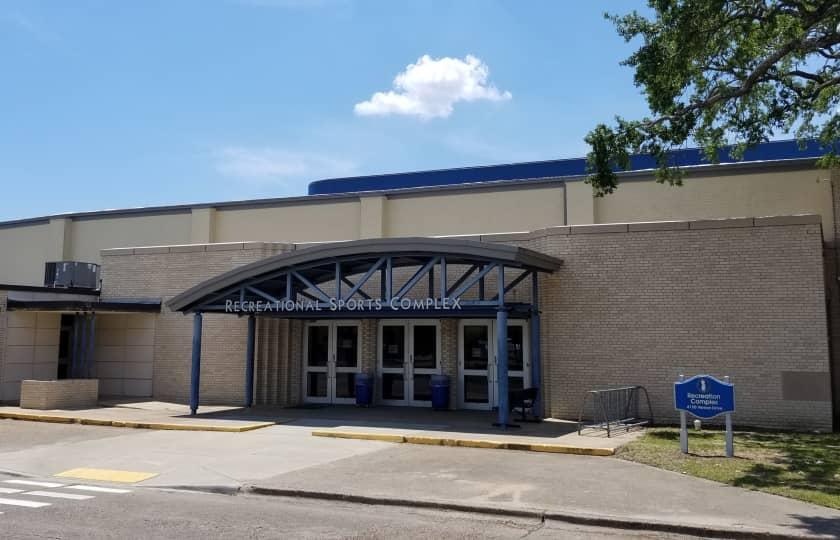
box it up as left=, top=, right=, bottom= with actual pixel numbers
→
left=509, top=387, right=540, bottom=423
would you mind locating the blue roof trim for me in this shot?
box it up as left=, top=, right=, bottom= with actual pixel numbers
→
left=308, top=139, right=832, bottom=196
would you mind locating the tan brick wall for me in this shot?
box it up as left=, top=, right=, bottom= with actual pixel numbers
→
left=99, top=218, right=833, bottom=430
left=485, top=217, right=831, bottom=431
left=20, top=378, right=98, bottom=409
left=101, top=242, right=290, bottom=405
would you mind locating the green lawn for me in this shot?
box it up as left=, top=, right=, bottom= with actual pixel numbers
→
left=616, top=427, right=840, bottom=509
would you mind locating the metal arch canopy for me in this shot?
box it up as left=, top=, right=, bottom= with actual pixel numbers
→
left=166, top=237, right=562, bottom=315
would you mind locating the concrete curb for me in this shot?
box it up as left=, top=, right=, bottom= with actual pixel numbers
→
left=242, top=486, right=806, bottom=540
left=0, top=412, right=274, bottom=433
left=311, top=430, right=615, bottom=456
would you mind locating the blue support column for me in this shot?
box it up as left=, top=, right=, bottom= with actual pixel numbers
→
left=190, top=312, right=203, bottom=415
left=495, top=265, right=510, bottom=428
left=496, top=308, right=509, bottom=428
left=245, top=315, right=256, bottom=408
left=530, top=273, right=542, bottom=419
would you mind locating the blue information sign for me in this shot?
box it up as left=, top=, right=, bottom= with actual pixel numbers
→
left=674, top=375, right=735, bottom=419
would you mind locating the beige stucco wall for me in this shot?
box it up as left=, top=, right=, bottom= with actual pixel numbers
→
left=213, top=201, right=361, bottom=243
left=94, top=314, right=156, bottom=397
left=0, top=223, right=51, bottom=286
left=0, top=162, right=835, bottom=292
left=593, top=168, right=835, bottom=242
left=0, top=311, right=60, bottom=402
left=384, top=184, right=565, bottom=237
left=69, top=212, right=192, bottom=264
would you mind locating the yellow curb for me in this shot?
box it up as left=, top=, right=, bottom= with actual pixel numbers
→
left=0, top=412, right=273, bottom=433
left=312, top=430, right=406, bottom=443
left=0, top=412, right=76, bottom=424
left=312, top=430, right=615, bottom=456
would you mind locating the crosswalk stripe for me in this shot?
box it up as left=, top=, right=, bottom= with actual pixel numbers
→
left=3, top=480, right=64, bottom=488
left=25, top=490, right=94, bottom=501
left=0, top=488, right=24, bottom=494
left=0, top=497, right=51, bottom=508
left=65, top=485, right=131, bottom=494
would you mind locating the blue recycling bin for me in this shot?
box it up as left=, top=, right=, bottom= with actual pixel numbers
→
left=430, top=374, right=450, bottom=410
left=355, top=373, right=374, bottom=406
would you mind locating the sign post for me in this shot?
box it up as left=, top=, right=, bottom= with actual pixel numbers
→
left=674, top=374, right=735, bottom=456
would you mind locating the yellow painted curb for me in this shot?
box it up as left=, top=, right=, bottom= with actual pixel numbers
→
left=0, top=412, right=273, bottom=433
left=312, top=430, right=406, bottom=443
left=312, top=430, right=615, bottom=456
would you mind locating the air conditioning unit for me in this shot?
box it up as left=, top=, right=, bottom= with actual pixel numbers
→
left=44, top=261, right=101, bottom=290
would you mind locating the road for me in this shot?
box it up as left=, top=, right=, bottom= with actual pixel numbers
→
left=0, top=476, right=690, bottom=539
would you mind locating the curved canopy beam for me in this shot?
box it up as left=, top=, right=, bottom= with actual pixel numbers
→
left=167, top=237, right=562, bottom=314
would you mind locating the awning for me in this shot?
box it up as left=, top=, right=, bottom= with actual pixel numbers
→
left=167, top=237, right=562, bottom=316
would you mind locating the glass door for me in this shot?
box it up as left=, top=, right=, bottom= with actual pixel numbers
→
left=304, top=321, right=361, bottom=404
left=304, top=323, right=331, bottom=404
left=458, top=320, right=530, bottom=410
left=378, top=321, right=441, bottom=406
left=458, top=320, right=494, bottom=410
left=379, top=323, right=407, bottom=404
left=333, top=322, right=361, bottom=404
left=408, top=322, right=439, bottom=406
left=492, top=320, right=529, bottom=407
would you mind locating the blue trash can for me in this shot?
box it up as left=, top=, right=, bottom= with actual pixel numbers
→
left=430, top=374, right=450, bottom=410
left=355, top=373, right=373, bottom=406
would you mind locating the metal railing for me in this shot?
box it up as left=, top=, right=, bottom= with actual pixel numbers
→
left=577, top=385, right=654, bottom=437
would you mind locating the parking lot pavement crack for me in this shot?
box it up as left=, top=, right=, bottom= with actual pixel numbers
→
left=518, top=520, right=546, bottom=539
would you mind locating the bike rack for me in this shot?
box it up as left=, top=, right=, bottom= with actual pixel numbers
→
left=577, top=385, right=654, bottom=437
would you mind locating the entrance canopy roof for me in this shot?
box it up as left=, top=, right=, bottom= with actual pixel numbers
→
left=167, top=237, right=562, bottom=317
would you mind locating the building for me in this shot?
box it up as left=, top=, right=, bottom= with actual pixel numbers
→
left=0, top=139, right=837, bottom=431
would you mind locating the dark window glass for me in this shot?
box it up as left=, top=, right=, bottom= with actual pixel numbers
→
left=413, top=374, right=432, bottom=401
left=507, top=325, right=524, bottom=372
left=463, top=326, right=489, bottom=370
left=381, top=325, right=405, bottom=369
left=307, top=326, right=329, bottom=367
left=336, top=326, right=358, bottom=367
left=413, top=325, right=437, bottom=369
left=307, top=372, right=327, bottom=397
left=382, top=373, right=405, bottom=400
left=464, top=375, right=489, bottom=403
left=335, top=373, right=356, bottom=399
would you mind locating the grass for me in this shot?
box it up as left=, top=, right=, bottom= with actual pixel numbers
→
left=616, top=427, right=840, bottom=509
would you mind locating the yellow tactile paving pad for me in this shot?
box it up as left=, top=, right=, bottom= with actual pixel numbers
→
left=55, top=468, right=158, bottom=483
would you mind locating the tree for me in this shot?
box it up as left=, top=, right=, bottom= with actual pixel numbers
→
left=585, top=0, right=840, bottom=196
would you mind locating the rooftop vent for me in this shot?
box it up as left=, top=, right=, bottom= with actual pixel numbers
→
left=44, top=261, right=100, bottom=290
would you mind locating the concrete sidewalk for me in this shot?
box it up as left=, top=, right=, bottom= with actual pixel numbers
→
left=2, top=419, right=839, bottom=538
left=249, top=443, right=840, bottom=539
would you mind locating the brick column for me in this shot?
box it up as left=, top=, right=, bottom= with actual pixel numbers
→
left=440, top=319, right=458, bottom=410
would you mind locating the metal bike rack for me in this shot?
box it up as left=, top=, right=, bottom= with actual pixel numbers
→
left=577, top=385, right=654, bottom=437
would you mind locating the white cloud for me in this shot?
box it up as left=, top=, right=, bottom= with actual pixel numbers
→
left=215, top=147, right=356, bottom=184
left=354, top=54, right=511, bottom=119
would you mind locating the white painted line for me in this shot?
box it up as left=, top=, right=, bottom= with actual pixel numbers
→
left=3, top=480, right=65, bottom=488
left=25, top=490, right=94, bottom=501
left=65, top=485, right=131, bottom=494
left=0, top=497, right=51, bottom=508
left=0, top=488, right=24, bottom=494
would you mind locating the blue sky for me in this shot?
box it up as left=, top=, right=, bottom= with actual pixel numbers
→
left=0, top=0, right=655, bottom=221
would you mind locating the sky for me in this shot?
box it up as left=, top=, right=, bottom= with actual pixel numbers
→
left=0, top=0, right=656, bottom=221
